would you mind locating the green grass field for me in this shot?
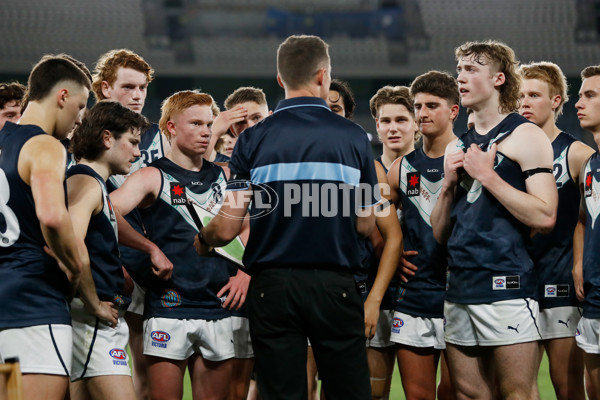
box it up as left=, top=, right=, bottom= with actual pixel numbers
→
left=179, top=352, right=556, bottom=399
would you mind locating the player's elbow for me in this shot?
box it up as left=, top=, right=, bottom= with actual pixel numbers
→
left=533, top=212, right=556, bottom=234
left=38, top=208, right=67, bottom=232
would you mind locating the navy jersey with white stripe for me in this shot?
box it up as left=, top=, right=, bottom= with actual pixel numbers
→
left=582, top=153, right=600, bottom=317
left=0, top=122, right=71, bottom=328
left=396, top=148, right=447, bottom=318
left=228, top=97, right=379, bottom=274
left=108, top=123, right=166, bottom=286
left=447, top=113, right=536, bottom=304
left=529, top=132, right=580, bottom=309
left=66, top=165, right=130, bottom=309
left=141, top=157, right=237, bottom=320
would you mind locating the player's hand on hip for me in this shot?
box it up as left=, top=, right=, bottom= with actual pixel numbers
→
left=86, top=300, right=119, bottom=328
left=217, top=269, right=251, bottom=310
left=397, top=250, right=419, bottom=283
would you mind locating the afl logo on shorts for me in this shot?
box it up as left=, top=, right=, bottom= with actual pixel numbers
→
left=392, top=317, right=404, bottom=334
left=576, top=328, right=581, bottom=336
left=109, top=348, right=127, bottom=360
left=151, top=331, right=170, bottom=348
left=161, top=289, right=181, bottom=308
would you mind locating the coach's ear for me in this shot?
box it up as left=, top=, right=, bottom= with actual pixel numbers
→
left=277, top=74, right=284, bottom=89
left=102, top=129, right=113, bottom=149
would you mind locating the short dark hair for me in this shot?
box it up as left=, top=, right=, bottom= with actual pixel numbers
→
left=277, top=35, right=330, bottom=90
left=329, top=79, right=356, bottom=119
left=0, top=82, right=26, bottom=110
left=581, top=65, right=600, bottom=80
left=26, top=54, right=91, bottom=103
left=224, top=87, right=267, bottom=110
left=410, top=71, right=459, bottom=107
left=71, top=100, right=149, bottom=161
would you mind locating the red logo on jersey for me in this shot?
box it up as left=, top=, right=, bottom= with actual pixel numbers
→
left=586, top=172, right=593, bottom=198
left=406, top=172, right=420, bottom=197
left=170, top=182, right=187, bottom=205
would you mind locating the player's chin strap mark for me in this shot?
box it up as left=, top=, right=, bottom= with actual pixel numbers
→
left=522, top=167, right=553, bottom=179
left=376, top=199, right=392, bottom=213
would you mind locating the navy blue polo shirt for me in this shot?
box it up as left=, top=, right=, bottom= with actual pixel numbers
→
left=228, top=97, right=379, bottom=274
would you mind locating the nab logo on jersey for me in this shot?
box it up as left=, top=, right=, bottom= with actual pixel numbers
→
left=406, top=172, right=420, bottom=197
left=391, top=318, right=404, bottom=334
left=170, top=182, right=187, bottom=205
left=109, top=348, right=128, bottom=366
left=151, top=331, right=171, bottom=348
left=585, top=172, right=593, bottom=198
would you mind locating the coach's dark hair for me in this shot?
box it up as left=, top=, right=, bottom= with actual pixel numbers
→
left=329, top=79, right=356, bottom=119
left=71, top=100, right=149, bottom=161
left=26, top=54, right=91, bottom=103
left=0, top=82, right=26, bottom=110
left=277, top=35, right=330, bottom=90
left=455, top=40, right=521, bottom=113
left=410, top=71, right=460, bottom=107
left=581, top=65, right=600, bottom=80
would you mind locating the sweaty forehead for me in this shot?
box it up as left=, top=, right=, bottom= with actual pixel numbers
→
left=114, top=67, right=148, bottom=84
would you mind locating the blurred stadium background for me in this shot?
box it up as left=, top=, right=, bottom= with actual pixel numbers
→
left=1, top=0, right=600, bottom=151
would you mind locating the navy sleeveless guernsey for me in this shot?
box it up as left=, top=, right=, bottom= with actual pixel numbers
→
left=395, top=147, right=447, bottom=318
left=529, top=132, right=580, bottom=309
left=66, top=165, right=130, bottom=309
left=0, top=122, right=70, bottom=328
left=141, top=157, right=237, bottom=320
left=108, top=123, right=166, bottom=287
left=582, top=153, right=600, bottom=318
left=446, top=113, right=535, bottom=304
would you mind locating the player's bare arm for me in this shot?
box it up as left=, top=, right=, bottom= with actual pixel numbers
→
left=364, top=162, right=403, bottom=338
left=573, top=159, right=591, bottom=302
left=569, top=141, right=596, bottom=184
left=201, top=188, right=250, bottom=249
left=387, top=156, right=419, bottom=281
left=431, top=138, right=463, bottom=244
left=110, top=166, right=163, bottom=215
left=113, top=208, right=173, bottom=280
left=19, top=135, right=83, bottom=285
left=204, top=105, right=247, bottom=161
left=466, top=123, right=557, bottom=232
left=66, top=174, right=118, bottom=327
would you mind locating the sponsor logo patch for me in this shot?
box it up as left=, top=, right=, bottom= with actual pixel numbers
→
left=109, top=348, right=128, bottom=366
left=545, top=284, right=569, bottom=297
left=585, top=172, right=593, bottom=198
left=392, top=317, right=404, bottom=334
left=170, top=182, right=187, bottom=205
left=406, top=172, right=420, bottom=197
left=161, top=289, right=181, bottom=308
left=151, top=331, right=170, bottom=348
left=493, top=275, right=520, bottom=290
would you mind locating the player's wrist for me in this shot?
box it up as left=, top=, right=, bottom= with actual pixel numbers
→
left=197, top=227, right=210, bottom=246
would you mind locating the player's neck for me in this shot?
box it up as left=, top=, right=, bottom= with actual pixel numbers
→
left=168, top=147, right=204, bottom=172
left=382, top=145, right=409, bottom=169
left=79, top=159, right=110, bottom=181
left=423, top=128, right=455, bottom=158
left=19, top=102, right=56, bottom=136
left=284, top=85, right=323, bottom=100
left=592, top=130, right=600, bottom=149
left=472, top=108, right=509, bottom=135
left=540, top=119, right=561, bottom=143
